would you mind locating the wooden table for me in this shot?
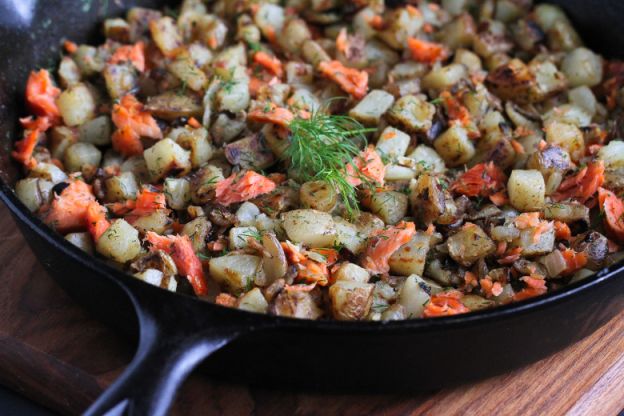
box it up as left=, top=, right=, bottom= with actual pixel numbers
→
left=0, top=204, right=622, bottom=416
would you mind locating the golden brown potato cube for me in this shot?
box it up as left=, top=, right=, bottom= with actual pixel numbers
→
left=329, top=281, right=374, bottom=321
left=447, top=223, right=496, bottom=267
left=508, top=169, right=546, bottom=212
left=349, top=90, right=395, bottom=126
left=149, top=17, right=183, bottom=57
left=389, top=232, right=431, bottom=276
left=144, top=138, right=192, bottom=180
left=485, top=59, right=535, bottom=104
left=368, top=191, right=408, bottom=225
left=434, top=125, right=475, bottom=167
left=57, top=83, right=96, bottom=127
left=386, top=95, right=436, bottom=134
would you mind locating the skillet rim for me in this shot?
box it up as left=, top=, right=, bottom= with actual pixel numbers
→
left=1, top=175, right=622, bottom=333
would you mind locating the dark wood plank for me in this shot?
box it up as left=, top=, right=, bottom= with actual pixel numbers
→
left=0, top=203, right=622, bottom=416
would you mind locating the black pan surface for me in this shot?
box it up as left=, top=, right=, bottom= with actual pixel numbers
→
left=0, top=1, right=623, bottom=415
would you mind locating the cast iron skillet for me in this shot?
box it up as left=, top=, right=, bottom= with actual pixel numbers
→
left=1, top=1, right=624, bottom=415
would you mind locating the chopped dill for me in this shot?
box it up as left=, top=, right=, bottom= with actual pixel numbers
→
left=284, top=109, right=375, bottom=217
left=238, top=229, right=263, bottom=243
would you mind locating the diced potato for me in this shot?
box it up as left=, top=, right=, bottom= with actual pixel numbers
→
left=389, top=232, right=431, bottom=276
left=282, top=209, right=336, bottom=248
left=96, top=219, right=141, bottom=263
left=561, top=48, right=603, bottom=88
left=15, top=178, right=53, bottom=212
left=187, top=42, right=213, bottom=69
left=407, top=145, right=447, bottom=174
left=386, top=95, right=436, bottom=134
left=195, top=14, right=228, bottom=50
left=368, top=191, right=408, bottom=225
left=64, top=142, right=102, bottom=172
left=104, top=17, right=131, bottom=42
left=544, top=105, right=591, bottom=129
left=103, top=64, right=138, bottom=100
left=132, top=210, right=171, bottom=234
left=454, top=48, right=482, bottom=73
left=568, top=86, right=597, bottom=117
left=349, top=90, right=395, bottom=126
left=302, top=40, right=331, bottom=68
left=529, top=60, right=568, bottom=102
left=135, top=269, right=177, bottom=292
left=485, top=59, right=534, bottom=104
left=299, top=181, right=337, bottom=212
left=149, top=17, right=183, bottom=56
left=544, top=121, right=584, bottom=162
left=333, top=217, right=367, bottom=254
left=57, top=83, right=96, bottom=127
left=398, top=275, right=431, bottom=319
left=255, top=213, right=285, bottom=239
left=212, top=44, right=247, bottom=71
left=236, top=202, right=260, bottom=226
left=254, top=4, right=285, bottom=42
left=447, top=223, right=496, bottom=267
left=168, top=56, right=208, bottom=91
left=375, top=127, right=410, bottom=161
left=106, top=172, right=139, bottom=202
left=508, top=170, right=546, bottom=212
left=384, top=165, right=417, bottom=182
left=438, top=13, right=476, bottom=50
left=378, top=7, right=423, bottom=50
left=409, top=173, right=447, bottom=225
left=79, top=116, right=112, bottom=146
left=229, top=226, right=260, bottom=250
left=237, top=288, right=269, bottom=313
left=49, top=126, right=78, bottom=160
left=422, top=64, right=467, bottom=92
left=171, top=127, right=214, bottom=168
left=58, top=56, right=81, bottom=88
left=534, top=4, right=568, bottom=31
left=29, top=163, right=68, bottom=184
left=547, top=20, right=582, bottom=52
left=513, top=226, right=555, bottom=257
left=72, top=45, right=106, bottom=76
left=190, top=164, right=224, bottom=204
left=334, top=262, right=370, bottom=283
left=211, top=112, right=246, bottom=144
left=353, top=7, right=379, bottom=40
left=434, top=125, right=475, bottom=167
left=329, top=281, right=374, bottom=320
left=182, top=217, right=211, bottom=252
left=65, top=232, right=94, bottom=254
left=209, top=254, right=261, bottom=293
left=215, top=76, right=250, bottom=113
left=598, top=140, right=624, bottom=169
left=121, top=156, right=150, bottom=183
left=288, top=88, right=320, bottom=112
left=144, top=138, right=192, bottom=180
left=279, top=18, right=312, bottom=54
left=271, top=288, right=322, bottom=319
left=163, top=177, right=191, bottom=210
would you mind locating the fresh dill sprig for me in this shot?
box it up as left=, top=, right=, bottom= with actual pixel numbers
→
left=284, top=110, right=375, bottom=217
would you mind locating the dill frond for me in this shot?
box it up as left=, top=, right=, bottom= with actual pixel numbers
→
left=284, top=110, right=375, bottom=217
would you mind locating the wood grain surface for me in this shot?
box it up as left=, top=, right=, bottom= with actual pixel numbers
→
left=0, top=203, right=622, bottom=416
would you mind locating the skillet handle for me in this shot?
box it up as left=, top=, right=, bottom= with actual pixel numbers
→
left=83, top=280, right=246, bottom=416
